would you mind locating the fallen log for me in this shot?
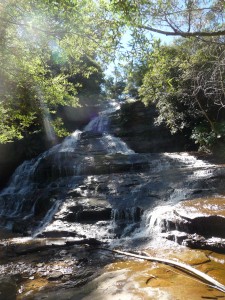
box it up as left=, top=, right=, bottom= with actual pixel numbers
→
left=98, top=248, right=225, bottom=294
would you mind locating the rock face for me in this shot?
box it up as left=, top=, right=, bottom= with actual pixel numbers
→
left=110, top=101, right=196, bottom=153
left=0, top=237, right=113, bottom=300
left=151, top=197, right=225, bottom=252
left=1, top=100, right=225, bottom=300
left=0, top=140, right=26, bottom=189
left=0, top=100, right=225, bottom=252
left=0, top=100, right=194, bottom=189
left=0, top=133, right=58, bottom=189
left=36, top=197, right=112, bottom=238
left=1, top=138, right=225, bottom=244
left=0, top=105, right=100, bottom=190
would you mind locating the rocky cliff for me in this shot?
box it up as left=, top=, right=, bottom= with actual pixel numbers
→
left=110, top=100, right=196, bottom=153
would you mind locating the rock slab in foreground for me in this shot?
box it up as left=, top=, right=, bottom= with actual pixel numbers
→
left=156, top=197, right=225, bottom=252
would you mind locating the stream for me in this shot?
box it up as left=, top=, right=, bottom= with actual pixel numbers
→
left=1, top=100, right=225, bottom=299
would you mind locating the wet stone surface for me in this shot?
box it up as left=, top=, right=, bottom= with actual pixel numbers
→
left=0, top=236, right=115, bottom=299
left=4, top=242, right=224, bottom=300
left=153, top=197, right=225, bottom=252
left=1, top=101, right=225, bottom=298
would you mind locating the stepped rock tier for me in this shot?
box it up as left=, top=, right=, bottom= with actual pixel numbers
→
left=0, top=100, right=225, bottom=251
left=1, top=100, right=225, bottom=299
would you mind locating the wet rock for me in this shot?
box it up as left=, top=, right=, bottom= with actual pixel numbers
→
left=36, top=263, right=44, bottom=268
left=110, top=100, right=195, bottom=153
left=158, top=197, right=225, bottom=252
left=67, top=189, right=82, bottom=198
left=164, top=230, right=190, bottom=244
left=12, top=220, right=30, bottom=234
left=2, top=100, right=225, bottom=244
left=48, top=271, right=63, bottom=281
left=39, top=231, right=80, bottom=238
left=52, top=197, right=112, bottom=222
left=2, top=135, right=225, bottom=240
left=1, top=237, right=102, bottom=257
left=0, top=276, right=17, bottom=300
left=164, top=230, right=225, bottom=252
left=183, top=235, right=225, bottom=253
left=67, top=208, right=111, bottom=222
left=58, top=250, right=68, bottom=256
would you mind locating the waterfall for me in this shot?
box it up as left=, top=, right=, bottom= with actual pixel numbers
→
left=84, top=100, right=135, bottom=154
left=84, top=99, right=120, bottom=133
left=32, top=199, right=62, bottom=237
left=0, top=129, right=82, bottom=219
left=0, top=99, right=136, bottom=235
left=84, top=113, right=109, bottom=133
left=58, top=130, right=82, bottom=152
left=101, top=134, right=135, bottom=155
left=0, top=98, right=220, bottom=243
left=139, top=206, right=174, bottom=236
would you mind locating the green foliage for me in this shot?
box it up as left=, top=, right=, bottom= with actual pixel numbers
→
left=68, top=56, right=105, bottom=107
left=191, top=124, right=217, bottom=151
left=0, top=0, right=118, bottom=143
left=191, top=121, right=225, bottom=151
left=1, top=0, right=224, bottom=149
left=123, top=59, right=149, bottom=98
left=51, top=117, right=69, bottom=138
left=104, top=76, right=126, bottom=100
left=138, top=38, right=225, bottom=149
left=140, top=41, right=192, bottom=132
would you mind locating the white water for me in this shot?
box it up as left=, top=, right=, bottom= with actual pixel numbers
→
left=165, top=152, right=215, bottom=178
left=0, top=100, right=133, bottom=218
left=84, top=113, right=109, bottom=133
left=84, top=99, right=121, bottom=133
left=32, top=199, right=62, bottom=237
left=58, top=130, right=82, bottom=152
left=140, top=206, right=175, bottom=236
left=109, top=150, right=218, bottom=247
left=0, top=98, right=221, bottom=245
left=168, top=188, right=189, bottom=203
left=84, top=100, right=134, bottom=154
left=101, top=134, right=134, bottom=154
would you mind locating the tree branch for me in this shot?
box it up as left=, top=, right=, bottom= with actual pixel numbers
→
left=98, top=248, right=225, bottom=294
left=138, top=24, right=225, bottom=37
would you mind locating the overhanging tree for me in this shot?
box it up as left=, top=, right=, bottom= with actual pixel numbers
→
left=0, top=0, right=120, bottom=143
left=139, top=38, right=225, bottom=149
left=111, top=0, right=225, bottom=40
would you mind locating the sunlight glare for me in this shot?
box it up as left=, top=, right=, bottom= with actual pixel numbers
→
left=36, top=88, right=57, bottom=145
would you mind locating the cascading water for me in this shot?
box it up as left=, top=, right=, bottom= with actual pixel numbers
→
left=84, top=100, right=134, bottom=155
left=0, top=99, right=222, bottom=245
left=0, top=100, right=136, bottom=236
left=84, top=112, right=109, bottom=133
left=0, top=130, right=82, bottom=222
left=2, top=96, right=225, bottom=300
left=101, top=134, right=134, bottom=154
left=84, top=99, right=120, bottom=133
